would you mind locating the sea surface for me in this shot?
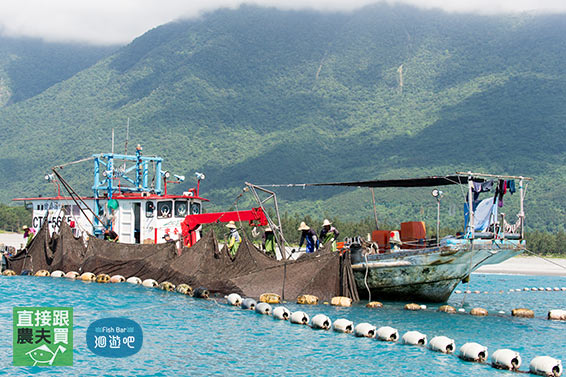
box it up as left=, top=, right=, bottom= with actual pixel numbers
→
left=0, top=274, right=564, bottom=376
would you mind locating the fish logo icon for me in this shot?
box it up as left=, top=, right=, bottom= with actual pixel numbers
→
left=25, top=344, right=66, bottom=366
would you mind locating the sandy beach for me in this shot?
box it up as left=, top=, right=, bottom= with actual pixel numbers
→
left=0, top=232, right=25, bottom=249
left=2, top=233, right=565, bottom=276
left=475, top=256, right=566, bottom=277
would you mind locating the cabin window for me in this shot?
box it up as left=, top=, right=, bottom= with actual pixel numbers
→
left=190, top=202, right=201, bottom=215
left=145, top=201, right=155, bottom=218
left=36, top=205, right=40, bottom=210
left=175, top=200, right=188, bottom=217
left=157, top=201, right=172, bottom=218
left=72, top=205, right=80, bottom=216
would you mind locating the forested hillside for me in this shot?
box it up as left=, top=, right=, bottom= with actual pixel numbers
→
left=0, top=4, right=565, bottom=232
left=0, top=36, right=116, bottom=106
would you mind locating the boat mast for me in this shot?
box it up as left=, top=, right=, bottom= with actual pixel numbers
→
left=467, top=172, right=474, bottom=239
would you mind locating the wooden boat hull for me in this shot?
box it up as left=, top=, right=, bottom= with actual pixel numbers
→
left=351, top=238, right=524, bottom=302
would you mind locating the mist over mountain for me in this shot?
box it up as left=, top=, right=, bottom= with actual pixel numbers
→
left=0, top=4, right=565, bottom=231
left=0, top=36, right=116, bottom=105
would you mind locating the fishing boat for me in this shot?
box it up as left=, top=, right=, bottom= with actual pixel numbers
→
left=14, top=146, right=211, bottom=245
left=296, top=174, right=529, bottom=302
left=13, top=145, right=270, bottom=248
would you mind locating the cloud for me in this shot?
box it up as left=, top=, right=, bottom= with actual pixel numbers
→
left=1, top=0, right=565, bottom=45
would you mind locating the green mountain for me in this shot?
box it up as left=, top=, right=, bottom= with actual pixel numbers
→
left=0, top=36, right=116, bottom=106
left=0, top=4, right=565, bottom=232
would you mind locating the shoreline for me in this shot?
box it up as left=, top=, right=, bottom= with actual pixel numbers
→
left=474, top=256, right=566, bottom=277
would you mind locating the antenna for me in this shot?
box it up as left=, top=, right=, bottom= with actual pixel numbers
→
left=111, top=128, right=115, bottom=154
left=123, top=118, right=129, bottom=171
left=124, top=117, right=129, bottom=155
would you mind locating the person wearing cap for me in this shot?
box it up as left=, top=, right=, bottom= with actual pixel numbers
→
left=22, top=225, right=35, bottom=248
left=297, top=222, right=318, bottom=253
left=163, top=233, right=175, bottom=244
left=226, top=221, right=241, bottom=257
left=262, top=226, right=276, bottom=258
left=319, top=219, right=339, bottom=251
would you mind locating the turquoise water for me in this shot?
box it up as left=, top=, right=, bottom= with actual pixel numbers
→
left=1, top=274, right=564, bottom=376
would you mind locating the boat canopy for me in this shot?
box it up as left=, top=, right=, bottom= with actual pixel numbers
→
left=303, top=175, right=483, bottom=188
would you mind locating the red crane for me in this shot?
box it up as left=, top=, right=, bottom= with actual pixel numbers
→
left=181, top=208, right=268, bottom=246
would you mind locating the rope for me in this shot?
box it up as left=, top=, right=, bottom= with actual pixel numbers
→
left=53, top=156, right=94, bottom=169
left=461, top=239, right=474, bottom=306
left=516, top=246, right=566, bottom=271
left=363, top=253, right=371, bottom=302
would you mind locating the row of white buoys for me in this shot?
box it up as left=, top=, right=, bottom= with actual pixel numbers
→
left=227, top=293, right=563, bottom=376
left=454, top=287, right=566, bottom=295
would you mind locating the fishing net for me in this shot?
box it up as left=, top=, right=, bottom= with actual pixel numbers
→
left=7, top=224, right=359, bottom=302
left=5, top=221, right=87, bottom=274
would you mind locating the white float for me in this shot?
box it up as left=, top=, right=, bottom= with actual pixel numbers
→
left=226, top=293, right=242, bottom=306
left=354, top=323, right=376, bottom=338
left=402, top=331, right=427, bottom=346
left=429, top=336, right=455, bottom=353
left=376, top=326, right=398, bottom=342
left=241, top=298, right=257, bottom=310
left=126, top=276, right=142, bottom=284
left=255, top=302, right=272, bottom=315
left=529, top=356, right=562, bottom=377
left=290, top=311, right=310, bottom=325
left=459, top=342, right=488, bottom=362
left=491, top=349, right=521, bottom=370
left=142, top=279, right=158, bottom=288
left=273, top=306, right=290, bottom=320
left=333, top=319, right=354, bottom=333
left=311, top=314, right=332, bottom=330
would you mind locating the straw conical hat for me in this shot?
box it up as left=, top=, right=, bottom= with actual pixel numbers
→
left=297, top=222, right=310, bottom=231
left=226, top=221, right=237, bottom=229
left=322, top=219, right=332, bottom=227
left=265, top=226, right=272, bottom=232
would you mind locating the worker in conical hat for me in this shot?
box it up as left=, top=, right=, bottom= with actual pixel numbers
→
left=226, top=221, right=240, bottom=257
left=298, top=222, right=318, bottom=253
left=22, top=225, right=35, bottom=248
left=262, top=226, right=276, bottom=258
left=320, top=219, right=339, bottom=252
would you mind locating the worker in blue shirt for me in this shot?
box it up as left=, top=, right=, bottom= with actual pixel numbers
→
left=298, top=222, right=318, bottom=253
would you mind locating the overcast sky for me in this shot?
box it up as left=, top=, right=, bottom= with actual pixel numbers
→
left=1, top=0, right=566, bottom=45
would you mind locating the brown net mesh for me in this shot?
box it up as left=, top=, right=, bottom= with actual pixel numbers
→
left=6, top=221, right=87, bottom=274
left=7, top=225, right=359, bottom=302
